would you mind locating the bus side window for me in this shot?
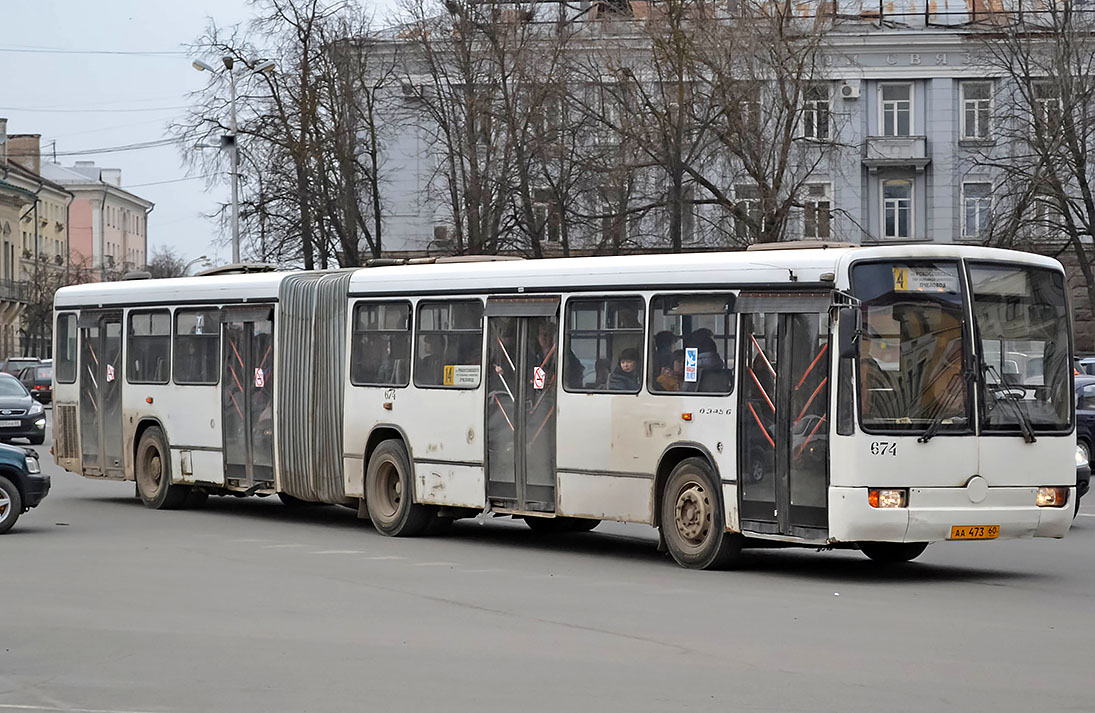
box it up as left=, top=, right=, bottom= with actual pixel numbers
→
left=564, top=297, right=645, bottom=393
left=127, top=310, right=171, bottom=385
left=56, top=312, right=77, bottom=384
left=414, top=300, right=483, bottom=389
left=648, top=294, right=736, bottom=395
left=174, top=309, right=221, bottom=385
left=351, top=301, right=411, bottom=387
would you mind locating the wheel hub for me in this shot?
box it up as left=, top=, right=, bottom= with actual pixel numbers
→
left=675, top=484, right=710, bottom=543
left=0, top=491, right=10, bottom=524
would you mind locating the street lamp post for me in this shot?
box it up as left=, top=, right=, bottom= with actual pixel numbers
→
left=191, top=57, right=276, bottom=265
left=184, top=255, right=209, bottom=275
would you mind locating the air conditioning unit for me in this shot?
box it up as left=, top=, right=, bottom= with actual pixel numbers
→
left=840, top=79, right=862, bottom=100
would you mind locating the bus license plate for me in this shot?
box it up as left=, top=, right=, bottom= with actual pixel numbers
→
left=949, top=525, right=999, bottom=540
left=0, top=420, right=20, bottom=427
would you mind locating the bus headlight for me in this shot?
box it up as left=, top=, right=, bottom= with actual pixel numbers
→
left=1077, top=445, right=1089, bottom=469
left=868, top=489, right=907, bottom=508
left=1036, top=487, right=1068, bottom=507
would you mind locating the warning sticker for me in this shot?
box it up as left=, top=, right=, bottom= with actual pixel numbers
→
left=533, top=366, right=546, bottom=390
left=106, top=364, right=115, bottom=383
left=684, top=347, right=698, bottom=383
left=194, top=313, right=205, bottom=335
left=254, top=368, right=265, bottom=388
left=443, top=364, right=481, bottom=387
left=893, top=266, right=958, bottom=293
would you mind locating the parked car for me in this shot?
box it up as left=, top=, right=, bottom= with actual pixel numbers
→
left=0, top=357, right=39, bottom=375
left=0, top=442, right=47, bottom=534
left=0, top=374, right=47, bottom=445
left=1074, top=376, right=1095, bottom=514
left=17, top=364, right=52, bottom=404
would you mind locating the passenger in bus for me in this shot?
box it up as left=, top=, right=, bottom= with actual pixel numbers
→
left=609, top=348, right=641, bottom=391
left=653, top=330, right=679, bottom=374
left=656, top=349, right=685, bottom=392
left=533, top=321, right=583, bottom=391
left=418, top=334, right=445, bottom=385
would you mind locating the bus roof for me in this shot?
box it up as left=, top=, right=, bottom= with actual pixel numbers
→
left=53, top=244, right=1062, bottom=308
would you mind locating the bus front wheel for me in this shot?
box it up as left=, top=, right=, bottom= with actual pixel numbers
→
left=858, top=541, right=928, bottom=564
left=365, top=440, right=431, bottom=537
left=660, top=457, right=742, bottom=570
left=135, top=426, right=190, bottom=510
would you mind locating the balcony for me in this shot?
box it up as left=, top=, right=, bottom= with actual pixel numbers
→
left=0, top=279, right=29, bottom=304
left=863, top=136, right=930, bottom=172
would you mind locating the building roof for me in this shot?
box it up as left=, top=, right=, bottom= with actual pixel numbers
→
left=41, top=161, right=153, bottom=210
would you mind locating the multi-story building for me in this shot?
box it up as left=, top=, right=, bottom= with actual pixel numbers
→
left=41, top=159, right=152, bottom=279
left=0, top=122, right=73, bottom=358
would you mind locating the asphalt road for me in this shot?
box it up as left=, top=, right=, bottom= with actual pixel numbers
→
left=2, top=416, right=1093, bottom=713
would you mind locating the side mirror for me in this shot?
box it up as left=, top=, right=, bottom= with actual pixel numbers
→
left=837, top=307, right=860, bottom=359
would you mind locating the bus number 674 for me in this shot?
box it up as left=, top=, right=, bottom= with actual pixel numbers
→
left=870, top=441, right=897, bottom=456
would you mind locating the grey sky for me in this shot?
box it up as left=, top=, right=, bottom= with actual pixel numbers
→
left=0, top=0, right=258, bottom=266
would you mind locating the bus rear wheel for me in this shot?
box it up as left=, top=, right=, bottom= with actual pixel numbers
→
left=135, top=426, right=190, bottom=510
left=660, top=457, right=741, bottom=570
left=858, top=541, right=928, bottom=564
left=366, top=440, right=431, bottom=537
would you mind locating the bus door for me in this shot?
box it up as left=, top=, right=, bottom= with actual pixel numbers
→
left=738, top=296, right=831, bottom=538
left=78, top=310, right=124, bottom=477
left=221, top=307, right=275, bottom=490
left=484, top=298, right=560, bottom=513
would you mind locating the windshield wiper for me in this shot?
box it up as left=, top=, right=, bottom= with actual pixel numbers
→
left=982, top=362, right=1037, bottom=443
left=918, top=372, right=969, bottom=443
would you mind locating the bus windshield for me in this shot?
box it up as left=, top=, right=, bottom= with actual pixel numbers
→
left=851, top=261, right=969, bottom=433
left=970, top=263, right=1070, bottom=432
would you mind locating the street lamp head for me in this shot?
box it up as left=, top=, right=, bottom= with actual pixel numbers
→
left=222, top=56, right=235, bottom=71
left=191, top=59, right=216, bottom=73
left=253, top=60, right=276, bottom=75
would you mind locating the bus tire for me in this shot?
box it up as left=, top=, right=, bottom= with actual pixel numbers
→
left=0, top=475, right=23, bottom=535
left=858, top=541, right=928, bottom=564
left=365, top=440, right=431, bottom=537
left=135, top=426, right=190, bottom=510
left=660, top=457, right=741, bottom=570
left=524, top=516, right=600, bottom=533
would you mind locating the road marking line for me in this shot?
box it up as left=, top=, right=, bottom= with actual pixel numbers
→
left=312, top=550, right=365, bottom=555
left=411, top=561, right=459, bottom=567
left=1078, top=513, right=1095, bottom=518
left=363, top=555, right=405, bottom=560
left=0, top=705, right=164, bottom=713
left=262, top=544, right=305, bottom=549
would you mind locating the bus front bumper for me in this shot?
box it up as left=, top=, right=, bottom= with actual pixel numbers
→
left=828, top=486, right=1074, bottom=543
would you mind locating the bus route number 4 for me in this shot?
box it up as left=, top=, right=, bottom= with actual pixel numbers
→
left=870, top=441, right=897, bottom=456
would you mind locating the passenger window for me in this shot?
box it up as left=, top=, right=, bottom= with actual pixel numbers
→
left=414, top=301, right=483, bottom=389
left=127, top=310, right=171, bottom=384
left=174, top=309, right=220, bottom=385
left=351, top=301, right=411, bottom=387
left=56, top=312, right=77, bottom=384
left=648, top=294, right=736, bottom=394
left=564, top=297, right=645, bottom=392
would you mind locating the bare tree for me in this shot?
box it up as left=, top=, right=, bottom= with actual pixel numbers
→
left=969, top=3, right=1095, bottom=338
left=146, top=246, right=191, bottom=278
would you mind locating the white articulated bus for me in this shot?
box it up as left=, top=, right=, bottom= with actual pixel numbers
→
left=52, top=244, right=1076, bottom=569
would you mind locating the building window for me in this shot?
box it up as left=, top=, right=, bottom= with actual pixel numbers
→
left=802, top=83, right=831, bottom=140
left=962, top=182, right=992, bottom=239
left=734, top=184, right=763, bottom=241
left=414, top=300, right=483, bottom=389
left=1033, top=82, right=1062, bottom=130
left=880, top=83, right=912, bottom=137
left=648, top=294, right=735, bottom=394
left=803, top=183, right=832, bottom=239
left=127, top=310, right=171, bottom=384
left=350, top=301, right=412, bottom=387
left=961, top=81, right=992, bottom=140
left=533, top=189, right=561, bottom=244
left=174, top=309, right=220, bottom=385
left=564, top=297, right=645, bottom=392
left=882, top=178, right=913, bottom=239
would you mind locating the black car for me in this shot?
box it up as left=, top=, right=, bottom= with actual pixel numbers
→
left=0, top=374, right=47, bottom=445
left=17, top=364, right=52, bottom=404
left=0, top=357, right=39, bottom=376
left=1074, top=376, right=1095, bottom=512
left=0, top=441, right=47, bottom=534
